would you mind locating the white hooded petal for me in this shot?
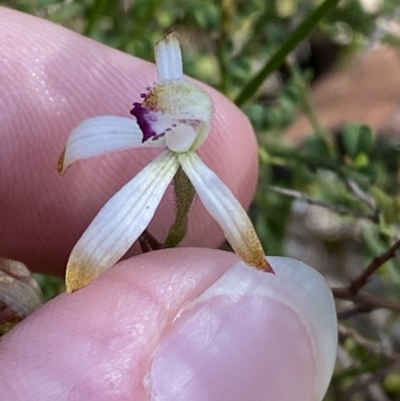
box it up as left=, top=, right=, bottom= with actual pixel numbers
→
left=65, top=150, right=179, bottom=293
left=178, top=152, right=267, bottom=269
left=133, top=80, right=213, bottom=152
left=58, top=116, right=165, bottom=174
left=155, top=31, right=183, bottom=81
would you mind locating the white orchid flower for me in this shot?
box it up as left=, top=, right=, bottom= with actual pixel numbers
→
left=59, top=32, right=269, bottom=293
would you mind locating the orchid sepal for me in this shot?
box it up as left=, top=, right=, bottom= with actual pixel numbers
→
left=65, top=150, right=179, bottom=292
left=178, top=152, right=271, bottom=272
left=57, top=116, right=165, bottom=175
left=155, top=31, right=183, bottom=81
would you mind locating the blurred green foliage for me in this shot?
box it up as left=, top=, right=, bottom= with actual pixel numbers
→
left=1, top=0, right=400, bottom=399
left=32, top=273, right=65, bottom=302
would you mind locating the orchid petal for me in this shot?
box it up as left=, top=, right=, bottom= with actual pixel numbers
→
left=178, top=152, right=267, bottom=270
left=65, top=150, right=179, bottom=293
left=155, top=31, right=183, bottom=81
left=58, top=116, right=165, bottom=174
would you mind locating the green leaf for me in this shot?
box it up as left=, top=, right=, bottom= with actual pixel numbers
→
left=303, top=136, right=332, bottom=159
left=342, top=123, right=361, bottom=157
left=384, top=373, right=400, bottom=394
left=354, top=153, right=369, bottom=168
left=372, top=186, right=400, bottom=225
left=358, top=124, right=376, bottom=155
left=342, top=123, right=376, bottom=158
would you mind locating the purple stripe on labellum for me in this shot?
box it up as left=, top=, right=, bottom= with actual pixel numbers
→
left=131, top=102, right=164, bottom=143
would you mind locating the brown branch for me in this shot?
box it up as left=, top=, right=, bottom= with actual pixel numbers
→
left=337, top=304, right=374, bottom=319
left=349, top=237, right=400, bottom=294
left=333, top=287, right=400, bottom=314
left=368, top=383, right=392, bottom=401
left=338, top=324, right=394, bottom=360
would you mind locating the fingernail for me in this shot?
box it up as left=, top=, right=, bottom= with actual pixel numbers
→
left=147, top=258, right=337, bottom=401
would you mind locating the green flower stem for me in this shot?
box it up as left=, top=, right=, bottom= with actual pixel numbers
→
left=163, top=167, right=196, bottom=248
left=235, top=0, right=340, bottom=106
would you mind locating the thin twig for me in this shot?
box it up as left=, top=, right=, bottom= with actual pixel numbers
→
left=266, top=144, right=371, bottom=189
left=368, top=383, right=392, bottom=401
left=333, top=287, right=400, bottom=314
left=337, top=304, right=374, bottom=320
left=338, top=324, right=394, bottom=360
left=346, top=178, right=379, bottom=217
left=349, top=237, right=400, bottom=294
left=268, top=185, right=378, bottom=222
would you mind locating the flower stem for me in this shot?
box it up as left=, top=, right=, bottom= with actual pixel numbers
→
left=163, top=167, right=196, bottom=248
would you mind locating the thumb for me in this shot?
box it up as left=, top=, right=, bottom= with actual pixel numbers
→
left=149, top=255, right=337, bottom=401
left=0, top=249, right=336, bottom=401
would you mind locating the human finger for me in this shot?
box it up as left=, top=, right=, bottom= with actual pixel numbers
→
left=0, top=248, right=337, bottom=401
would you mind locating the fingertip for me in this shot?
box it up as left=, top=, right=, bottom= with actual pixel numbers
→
left=0, top=249, right=238, bottom=400
left=149, top=258, right=336, bottom=401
